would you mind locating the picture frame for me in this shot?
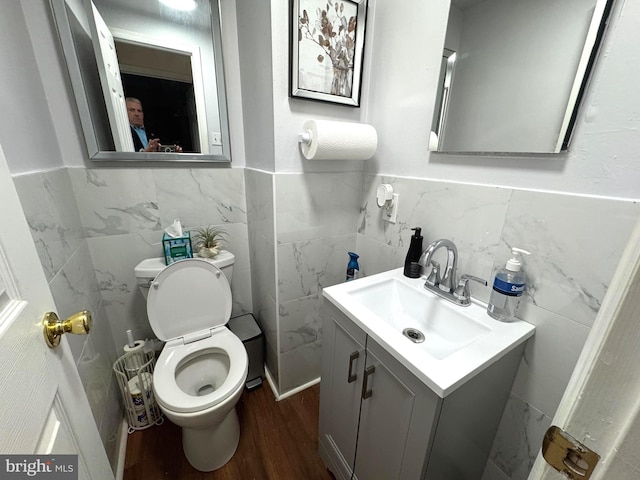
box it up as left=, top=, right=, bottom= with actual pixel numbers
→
left=290, top=0, right=368, bottom=107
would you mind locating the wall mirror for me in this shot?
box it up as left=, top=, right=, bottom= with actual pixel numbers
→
left=51, top=0, right=231, bottom=162
left=430, top=0, right=613, bottom=154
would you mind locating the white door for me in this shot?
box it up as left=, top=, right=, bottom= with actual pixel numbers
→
left=529, top=217, right=640, bottom=479
left=89, top=1, right=134, bottom=152
left=0, top=145, right=113, bottom=480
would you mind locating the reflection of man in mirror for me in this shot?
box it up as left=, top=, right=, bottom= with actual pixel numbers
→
left=126, top=97, right=182, bottom=153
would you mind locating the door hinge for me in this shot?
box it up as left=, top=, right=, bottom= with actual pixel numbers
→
left=542, top=426, right=600, bottom=479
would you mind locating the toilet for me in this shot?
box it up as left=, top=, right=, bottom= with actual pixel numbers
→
left=134, top=251, right=248, bottom=472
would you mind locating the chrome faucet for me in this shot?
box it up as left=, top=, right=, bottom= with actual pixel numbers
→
left=418, top=239, right=486, bottom=306
left=418, top=239, right=458, bottom=292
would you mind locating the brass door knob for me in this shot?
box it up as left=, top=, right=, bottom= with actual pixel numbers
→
left=43, top=311, right=92, bottom=348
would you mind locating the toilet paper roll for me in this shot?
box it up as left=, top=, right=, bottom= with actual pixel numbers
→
left=123, top=339, right=145, bottom=354
left=300, top=120, right=377, bottom=160
left=123, top=340, right=146, bottom=375
left=128, top=372, right=153, bottom=407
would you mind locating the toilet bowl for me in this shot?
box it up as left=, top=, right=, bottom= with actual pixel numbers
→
left=138, top=256, right=248, bottom=472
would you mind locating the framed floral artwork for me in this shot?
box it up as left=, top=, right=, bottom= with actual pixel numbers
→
left=290, top=0, right=368, bottom=107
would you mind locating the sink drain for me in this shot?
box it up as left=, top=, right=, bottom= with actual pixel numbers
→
left=403, top=328, right=425, bottom=343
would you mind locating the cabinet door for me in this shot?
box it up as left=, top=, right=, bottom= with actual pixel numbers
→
left=319, top=303, right=367, bottom=480
left=354, top=338, right=441, bottom=480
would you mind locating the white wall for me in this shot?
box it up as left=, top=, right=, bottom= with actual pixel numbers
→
left=366, top=0, right=640, bottom=200
left=218, top=0, right=247, bottom=167
left=18, top=0, right=638, bottom=194
left=270, top=0, right=368, bottom=173
left=0, top=2, right=69, bottom=173
left=444, top=4, right=462, bottom=52
left=235, top=0, right=276, bottom=171
left=365, top=0, right=449, bottom=178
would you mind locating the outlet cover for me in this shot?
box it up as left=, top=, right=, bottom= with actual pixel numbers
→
left=383, top=193, right=399, bottom=223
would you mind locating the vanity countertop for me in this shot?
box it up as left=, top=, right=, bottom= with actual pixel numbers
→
left=323, top=268, right=535, bottom=397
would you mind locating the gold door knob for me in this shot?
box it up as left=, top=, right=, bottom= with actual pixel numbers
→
left=43, top=311, right=92, bottom=348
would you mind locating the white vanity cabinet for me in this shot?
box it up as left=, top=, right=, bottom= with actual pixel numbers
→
left=319, top=300, right=526, bottom=480
left=319, top=301, right=440, bottom=479
left=318, top=301, right=366, bottom=478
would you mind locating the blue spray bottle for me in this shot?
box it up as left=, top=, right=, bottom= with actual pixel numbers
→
left=346, top=252, right=360, bottom=281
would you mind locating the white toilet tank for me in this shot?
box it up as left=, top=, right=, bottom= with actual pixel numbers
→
left=134, top=250, right=235, bottom=299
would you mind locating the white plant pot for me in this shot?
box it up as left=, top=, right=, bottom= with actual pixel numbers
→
left=198, top=246, right=219, bottom=258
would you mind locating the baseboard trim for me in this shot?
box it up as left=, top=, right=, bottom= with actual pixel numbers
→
left=114, top=418, right=128, bottom=480
left=264, top=365, right=280, bottom=398
left=265, top=366, right=320, bottom=401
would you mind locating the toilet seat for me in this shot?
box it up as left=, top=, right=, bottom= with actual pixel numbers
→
left=147, top=259, right=248, bottom=414
left=147, top=259, right=232, bottom=342
left=153, top=327, right=248, bottom=413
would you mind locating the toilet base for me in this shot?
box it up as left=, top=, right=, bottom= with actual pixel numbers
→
left=182, top=407, right=240, bottom=472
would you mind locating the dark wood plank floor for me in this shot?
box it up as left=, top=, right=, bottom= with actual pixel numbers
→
left=123, top=382, right=333, bottom=479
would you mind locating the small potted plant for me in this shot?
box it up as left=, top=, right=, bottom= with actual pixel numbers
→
left=192, top=226, right=226, bottom=259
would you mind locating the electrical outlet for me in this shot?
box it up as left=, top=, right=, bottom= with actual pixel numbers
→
left=211, top=132, right=222, bottom=146
left=383, top=193, right=399, bottom=223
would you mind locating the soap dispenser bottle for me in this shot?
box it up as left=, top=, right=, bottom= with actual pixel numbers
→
left=346, top=252, right=360, bottom=282
left=403, top=227, right=423, bottom=278
left=487, top=248, right=531, bottom=322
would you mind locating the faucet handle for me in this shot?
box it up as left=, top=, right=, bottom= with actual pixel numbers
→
left=425, top=261, right=441, bottom=287
left=453, top=274, right=487, bottom=303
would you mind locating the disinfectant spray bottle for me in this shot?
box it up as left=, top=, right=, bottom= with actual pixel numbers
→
left=346, top=252, right=360, bottom=281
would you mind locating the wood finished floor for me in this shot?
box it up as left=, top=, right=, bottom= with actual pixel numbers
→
left=123, top=383, right=333, bottom=479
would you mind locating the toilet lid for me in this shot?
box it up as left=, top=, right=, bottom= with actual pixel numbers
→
left=147, top=259, right=232, bottom=341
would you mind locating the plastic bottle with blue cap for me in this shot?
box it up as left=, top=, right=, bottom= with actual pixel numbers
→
left=487, top=248, right=531, bottom=322
left=346, top=252, right=360, bottom=282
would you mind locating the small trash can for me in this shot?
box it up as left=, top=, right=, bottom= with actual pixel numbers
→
left=228, top=313, right=264, bottom=390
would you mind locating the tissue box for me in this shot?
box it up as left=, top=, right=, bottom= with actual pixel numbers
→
left=163, top=231, right=193, bottom=265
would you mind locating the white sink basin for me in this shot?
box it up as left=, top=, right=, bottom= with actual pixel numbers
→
left=323, top=268, right=535, bottom=397
left=348, top=277, right=491, bottom=359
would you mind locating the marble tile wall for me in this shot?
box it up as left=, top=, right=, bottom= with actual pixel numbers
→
left=12, top=168, right=121, bottom=472
left=274, top=172, right=362, bottom=394
left=67, top=167, right=253, bottom=351
left=13, top=165, right=253, bottom=471
left=245, top=170, right=365, bottom=396
left=245, top=169, right=279, bottom=385
left=14, top=166, right=638, bottom=478
left=357, top=174, right=640, bottom=480
left=357, top=175, right=511, bottom=284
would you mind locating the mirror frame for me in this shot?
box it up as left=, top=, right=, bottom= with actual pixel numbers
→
left=431, top=48, right=456, bottom=151
left=430, top=0, right=614, bottom=155
left=50, top=0, right=231, bottom=163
